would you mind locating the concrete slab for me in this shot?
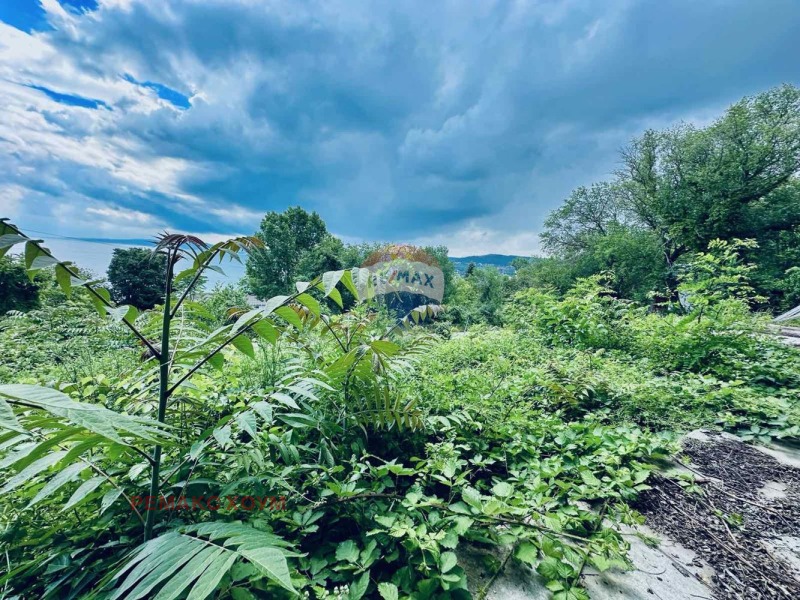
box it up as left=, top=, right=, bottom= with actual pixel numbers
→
left=458, top=524, right=716, bottom=600
left=754, top=440, right=800, bottom=469
left=459, top=543, right=550, bottom=600
left=764, top=536, right=800, bottom=580
left=583, top=525, right=715, bottom=600
left=758, top=480, right=788, bottom=501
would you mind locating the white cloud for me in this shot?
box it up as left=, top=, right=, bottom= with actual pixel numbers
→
left=0, top=185, right=26, bottom=218
left=410, top=221, right=541, bottom=257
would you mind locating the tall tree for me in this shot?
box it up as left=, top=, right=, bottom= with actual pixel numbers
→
left=619, top=84, right=800, bottom=264
left=246, top=207, right=330, bottom=298
left=542, top=84, right=800, bottom=304
left=541, top=182, right=629, bottom=255
left=107, top=248, right=167, bottom=310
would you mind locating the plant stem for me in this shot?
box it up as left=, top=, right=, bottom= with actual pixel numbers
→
left=144, top=249, right=175, bottom=541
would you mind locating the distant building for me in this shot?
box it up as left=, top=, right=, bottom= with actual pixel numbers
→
left=245, top=294, right=267, bottom=308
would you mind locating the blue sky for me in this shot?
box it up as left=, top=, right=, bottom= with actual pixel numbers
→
left=1, top=0, right=799, bottom=275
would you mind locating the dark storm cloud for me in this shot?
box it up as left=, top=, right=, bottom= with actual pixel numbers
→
left=1, top=0, right=799, bottom=255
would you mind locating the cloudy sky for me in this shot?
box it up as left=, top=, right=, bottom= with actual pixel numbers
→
left=1, top=0, right=799, bottom=274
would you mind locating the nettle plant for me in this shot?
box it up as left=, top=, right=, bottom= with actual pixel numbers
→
left=0, top=219, right=438, bottom=598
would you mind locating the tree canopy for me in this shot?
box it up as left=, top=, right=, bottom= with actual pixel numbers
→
left=541, top=84, right=800, bottom=307
left=246, top=207, right=331, bottom=298
left=107, top=247, right=167, bottom=310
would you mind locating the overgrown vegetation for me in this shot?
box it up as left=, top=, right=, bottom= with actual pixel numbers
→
left=1, top=84, right=800, bottom=599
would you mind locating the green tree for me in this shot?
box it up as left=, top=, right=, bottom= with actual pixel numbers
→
left=0, top=255, right=39, bottom=314
left=423, top=245, right=456, bottom=303
left=107, top=247, right=167, bottom=310
left=246, top=207, right=330, bottom=298
left=472, top=266, right=507, bottom=325
left=541, top=182, right=629, bottom=255
left=202, top=282, right=250, bottom=326
left=542, top=84, right=800, bottom=304
left=296, top=234, right=346, bottom=281
left=619, top=84, right=800, bottom=267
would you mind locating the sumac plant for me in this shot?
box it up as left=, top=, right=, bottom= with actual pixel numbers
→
left=0, top=219, right=437, bottom=598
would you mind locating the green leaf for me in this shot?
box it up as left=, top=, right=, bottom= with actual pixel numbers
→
left=55, top=264, right=72, bottom=296
left=579, top=470, right=601, bottom=487
left=270, top=392, right=299, bottom=409
left=0, top=450, right=68, bottom=494
left=61, top=476, right=105, bottom=512
left=275, top=306, right=303, bottom=329
left=231, top=335, right=255, bottom=358
left=231, top=308, right=261, bottom=335
left=492, top=481, right=513, bottom=498
left=106, top=304, right=138, bottom=323
left=262, top=295, right=290, bottom=316
left=328, top=288, right=343, bottom=308
left=0, top=397, right=26, bottom=434
left=514, top=542, right=538, bottom=565
left=24, top=240, right=58, bottom=270
left=101, top=488, right=124, bottom=515
left=115, top=524, right=296, bottom=599
left=239, top=546, right=296, bottom=593
left=0, top=233, right=27, bottom=253
left=208, top=353, right=225, bottom=371
left=213, top=424, right=232, bottom=447
left=377, top=582, right=398, bottom=600
left=296, top=293, right=321, bottom=317
left=349, top=570, right=370, bottom=600
left=336, top=540, right=360, bottom=563
left=277, top=413, right=317, bottom=428
left=27, top=462, right=87, bottom=508
left=440, top=552, right=458, bottom=573
left=186, top=553, right=238, bottom=600
left=152, top=547, right=223, bottom=600
left=536, top=556, right=562, bottom=581
left=370, top=340, right=400, bottom=356
left=236, top=412, right=258, bottom=438
left=340, top=270, right=359, bottom=300
left=322, top=270, right=344, bottom=295
left=0, top=384, right=170, bottom=446
left=252, top=320, right=278, bottom=344
left=462, top=486, right=483, bottom=510
left=252, top=402, right=274, bottom=424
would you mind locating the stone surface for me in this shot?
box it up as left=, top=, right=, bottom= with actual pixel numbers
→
left=459, top=543, right=550, bottom=600
left=458, top=524, right=716, bottom=600
left=754, top=440, right=800, bottom=470
left=764, top=536, right=800, bottom=581
left=758, top=480, right=788, bottom=501
left=583, top=525, right=715, bottom=600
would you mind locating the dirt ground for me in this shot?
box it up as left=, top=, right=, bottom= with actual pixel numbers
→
left=633, top=432, right=800, bottom=599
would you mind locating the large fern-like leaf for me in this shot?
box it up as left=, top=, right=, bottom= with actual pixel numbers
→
left=111, top=523, right=297, bottom=599
left=0, top=384, right=171, bottom=445
left=0, top=385, right=172, bottom=516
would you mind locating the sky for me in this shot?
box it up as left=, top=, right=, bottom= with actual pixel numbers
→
left=1, top=0, right=799, bottom=278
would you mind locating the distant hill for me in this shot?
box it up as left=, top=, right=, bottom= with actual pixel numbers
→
left=449, top=254, right=537, bottom=275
